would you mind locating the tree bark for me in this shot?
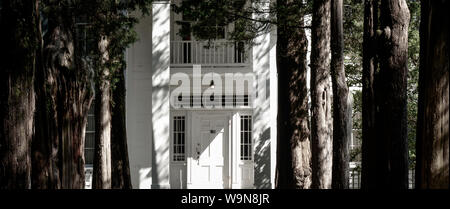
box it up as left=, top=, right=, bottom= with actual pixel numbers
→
left=34, top=4, right=93, bottom=189
left=275, top=0, right=311, bottom=189
left=32, top=0, right=62, bottom=189
left=330, top=0, right=350, bottom=189
left=111, top=64, right=132, bottom=189
left=310, top=0, right=333, bottom=189
left=416, top=0, right=449, bottom=189
left=361, top=0, right=378, bottom=190
left=0, top=0, right=38, bottom=189
left=93, top=36, right=112, bottom=189
left=374, top=0, right=410, bottom=189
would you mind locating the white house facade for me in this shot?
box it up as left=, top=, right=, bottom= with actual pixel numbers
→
left=123, top=0, right=278, bottom=189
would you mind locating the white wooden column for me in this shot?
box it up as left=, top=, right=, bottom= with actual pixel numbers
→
left=151, top=0, right=171, bottom=189
left=252, top=0, right=276, bottom=189
left=269, top=28, right=278, bottom=189
left=231, top=113, right=239, bottom=188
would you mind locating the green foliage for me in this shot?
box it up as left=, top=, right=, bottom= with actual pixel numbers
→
left=343, top=0, right=364, bottom=87
left=172, top=0, right=311, bottom=45
left=406, top=0, right=420, bottom=169
left=174, top=0, right=259, bottom=43
left=342, top=0, right=364, bottom=166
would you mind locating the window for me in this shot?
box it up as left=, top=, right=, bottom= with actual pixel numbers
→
left=75, top=16, right=95, bottom=57
left=85, top=102, right=95, bottom=165
left=234, top=41, right=245, bottom=63
left=214, top=25, right=226, bottom=39
left=240, top=115, right=252, bottom=160
left=173, top=116, right=186, bottom=161
left=178, top=21, right=192, bottom=63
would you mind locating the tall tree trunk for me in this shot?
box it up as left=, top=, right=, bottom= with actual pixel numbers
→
left=275, top=0, right=311, bottom=189
left=93, top=36, right=112, bottom=189
left=374, top=0, right=410, bottom=189
left=310, top=0, right=333, bottom=189
left=361, top=0, right=378, bottom=190
left=111, top=64, right=132, bottom=189
left=0, top=0, right=38, bottom=189
left=32, top=0, right=62, bottom=189
left=35, top=4, right=93, bottom=189
left=416, top=0, right=449, bottom=189
left=330, top=0, right=350, bottom=189
left=59, top=69, right=93, bottom=189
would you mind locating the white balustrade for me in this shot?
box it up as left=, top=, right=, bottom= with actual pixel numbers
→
left=170, top=40, right=248, bottom=65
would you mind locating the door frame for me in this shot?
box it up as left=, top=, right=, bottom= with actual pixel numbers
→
left=170, top=109, right=253, bottom=189
left=188, top=111, right=231, bottom=189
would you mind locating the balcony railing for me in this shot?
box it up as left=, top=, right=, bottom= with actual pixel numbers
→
left=170, top=40, right=248, bottom=66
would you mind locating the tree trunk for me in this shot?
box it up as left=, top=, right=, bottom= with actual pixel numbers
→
left=58, top=28, right=93, bottom=189
left=93, top=36, right=112, bottom=189
left=32, top=0, right=62, bottom=189
left=275, top=0, right=311, bottom=189
left=0, top=0, right=38, bottom=189
left=111, top=64, right=132, bottom=189
left=374, top=0, right=410, bottom=189
left=310, top=0, right=333, bottom=189
left=35, top=4, right=93, bottom=189
left=330, top=0, right=350, bottom=189
left=361, top=0, right=378, bottom=190
left=59, top=79, right=92, bottom=189
left=416, top=0, right=449, bottom=189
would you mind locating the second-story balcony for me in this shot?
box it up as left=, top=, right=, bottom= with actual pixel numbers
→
left=170, top=40, right=249, bottom=67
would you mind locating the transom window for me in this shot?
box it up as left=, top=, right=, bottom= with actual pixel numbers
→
left=240, top=115, right=252, bottom=160
left=173, top=116, right=186, bottom=161
left=174, top=94, right=250, bottom=108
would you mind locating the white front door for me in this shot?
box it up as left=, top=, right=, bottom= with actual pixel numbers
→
left=190, top=114, right=229, bottom=188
